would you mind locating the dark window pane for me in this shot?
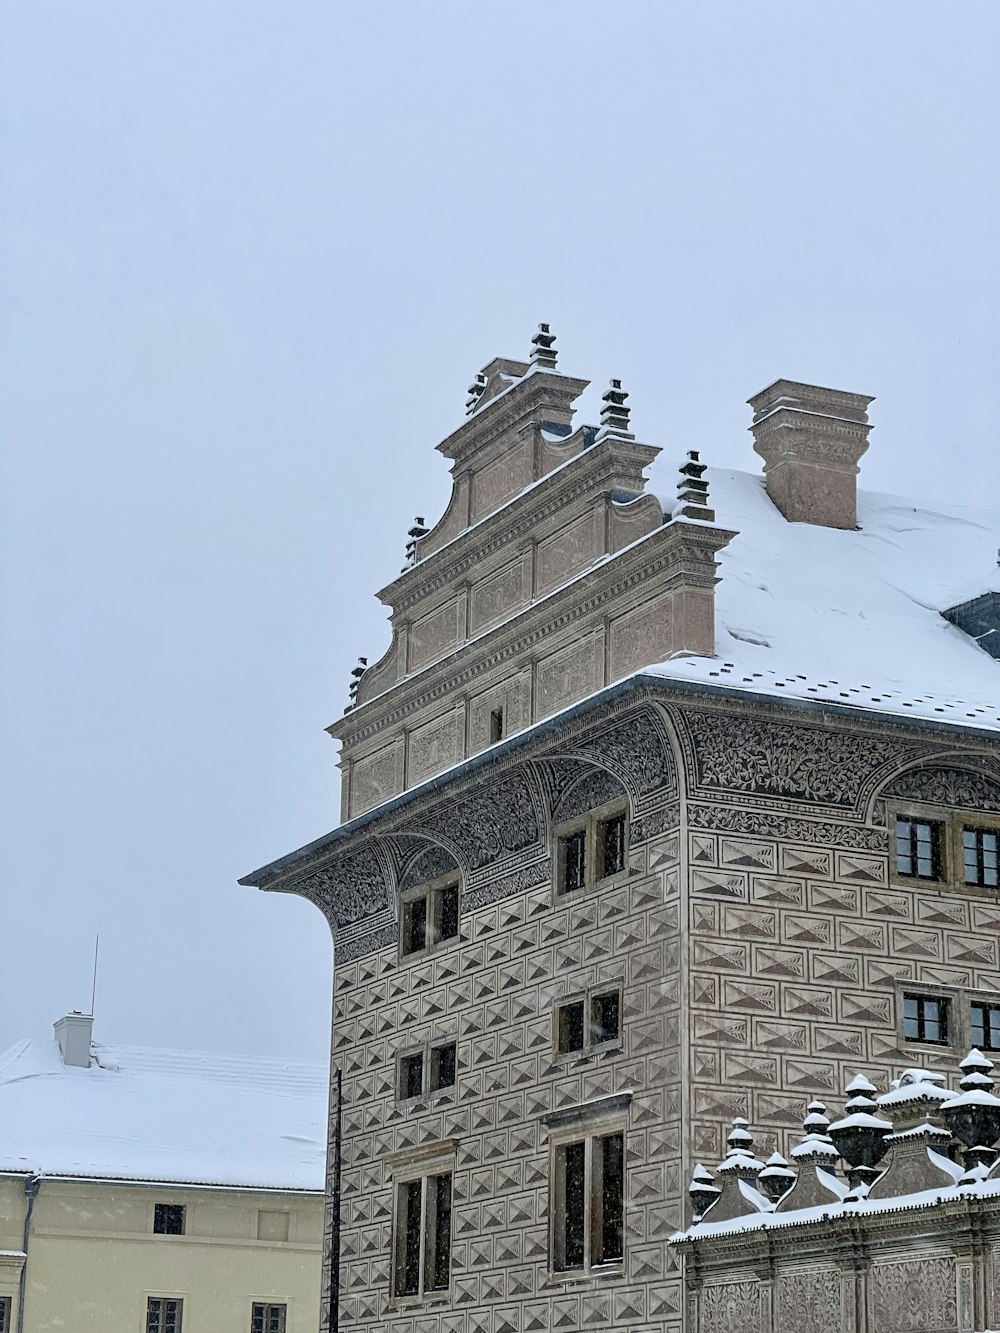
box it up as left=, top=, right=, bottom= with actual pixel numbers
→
left=558, top=1002, right=586, bottom=1053
left=896, top=818, right=941, bottom=880
left=0, top=1300, right=9, bottom=1333
left=400, top=1053, right=424, bottom=1099
left=963, top=828, right=1000, bottom=887
left=601, top=814, right=626, bottom=878
left=490, top=707, right=504, bottom=744
left=563, top=831, right=586, bottom=892
left=594, top=1133, right=624, bottom=1264
left=153, top=1204, right=185, bottom=1235
left=430, top=1173, right=452, bottom=1290
left=896, top=818, right=914, bottom=875
left=438, top=884, right=459, bottom=941
left=431, top=1043, right=456, bottom=1091
left=401, top=1179, right=422, bottom=1295
left=904, top=994, right=949, bottom=1044
left=972, top=1005, right=986, bottom=1048
left=560, top=1141, right=586, bottom=1270
left=924, top=999, right=943, bottom=1041
left=590, top=992, right=621, bottom=1046
left=402, top=897, right=427, bottom=955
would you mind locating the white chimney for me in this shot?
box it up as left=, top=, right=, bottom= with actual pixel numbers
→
left=54, top=1011, right=94, bottom=1068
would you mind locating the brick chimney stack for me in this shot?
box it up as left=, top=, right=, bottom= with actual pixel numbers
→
left=748, top=379, right=874, bottom=530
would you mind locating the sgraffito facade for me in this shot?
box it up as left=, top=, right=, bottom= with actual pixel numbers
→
left=241, top=332, right=1000, bottom=1333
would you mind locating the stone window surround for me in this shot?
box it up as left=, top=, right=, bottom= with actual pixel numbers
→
left=889, top=800, right=1000, bottom=893
left=394, top=1038, right=459, bottom=1105
left=542, top=1099, right=630, bottom=1286
left=397, top=872, right=462, bottom=962
left=552, top=797, right=630, bottom=901
left=551, top=984, right=624, bottom=1060
left=385, top=1141, right=457, bottom=1309
left=145, top=1296, right=184, bottom=1333
left=894, top=978, right=1000, bottom=1057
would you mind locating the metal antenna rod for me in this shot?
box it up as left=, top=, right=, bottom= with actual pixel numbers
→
left=90, top=934, right=100, bottom=1018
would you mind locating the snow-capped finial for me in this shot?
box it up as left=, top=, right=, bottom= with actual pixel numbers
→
left=941, top=1048, right=1000, bottom=1179
left=599, top=378, right=632, bottom=436
left=466, top=370, right=488, bottom=415
left=675, top=450, right=715, bottom=522
left=688, top=1162, right=721, bottom=1222
left=345, top=656, right=368, bottom=712
left=529, top=322, right=558, bottom=370
left=404, top=516, right=429, bottom=569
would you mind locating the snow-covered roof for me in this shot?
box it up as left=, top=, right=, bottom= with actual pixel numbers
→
left=0, top=1037, right=327, bottom=1191
left=646, top=462, right=1000, bottom=732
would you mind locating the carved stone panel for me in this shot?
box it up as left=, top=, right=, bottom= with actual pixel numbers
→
left=775, top=1268, right=840, bottom=1333
left=869, top=1256, right=958, bottom=1332
left=701, top=1279, right=762, bottom=1333
left=608, top=594, right=674, bottom=682
left=536, top=635, right=601, bottom=719
left=882, top=764, right=1000, bottom=811
left=534, top=511, right=596, bottom=597
left=350, top=740, right=404, bottom=817
left=408, top=597, right=462, bottom=671
left=408, top=707, right=464, bottom=787
left=471, top=559, right=524, bottom=635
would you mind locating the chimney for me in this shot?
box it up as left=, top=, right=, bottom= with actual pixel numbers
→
left=748, top=379, right=874, bottom=530
left=54, top=1011, right=94, bottom=1068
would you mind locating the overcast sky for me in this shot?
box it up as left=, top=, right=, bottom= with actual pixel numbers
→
left=2, top=2, right=998, bottom=1063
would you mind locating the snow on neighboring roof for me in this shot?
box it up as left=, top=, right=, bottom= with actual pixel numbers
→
left=647, top=463, right=1000, bottom=732
left=0, top=1037, right=327, bottom=1191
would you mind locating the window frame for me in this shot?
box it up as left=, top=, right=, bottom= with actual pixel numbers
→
left=893, top=812, right=945, bottom=882
left=970, top=999, right=1000, bottom=1052
left=398, top=873, right=461, bottom=960
left=396, top=1039, right=458, bottom=1103
left=553, top=985, right=623, bottom=1057
left=388, top=1146, right=456, bottom=1306
left=888, top=802, right=1000, bottom=896
left=152, top=1203, right=186, bottom=1236
left=146, top=1297, right=183, bottom=1333
left=546, top=1115, right=627, bottom=1281
left=0, top=1298, right=11, bottom=1333
left=250, top=1302, right=287, bottom=1333
left=961, top=818, right=1000, bottom=889
left=901, top=990, right=951, bottom=1045
left=554, top=800, right=630, bottom=900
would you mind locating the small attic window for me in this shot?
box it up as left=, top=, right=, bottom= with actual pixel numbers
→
left=943, top=592, right=1000, bottom=660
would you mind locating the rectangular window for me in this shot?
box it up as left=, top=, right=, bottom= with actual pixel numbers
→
left=251, top=1304, right=286, bottom=1333
left=430, top=1042, right=456, bottom=1092
left=556, top=990, right=621, bottom=1055
left=557, top=1000, right=586, bottom=1053
left=0, top=1299, right=11, bottom=1333
left=903, top=993, right=949, bottom=1044
left=895, top=817, right=942, bottom=879
left=562, top=829, right=587, bottom=893
left=489, top=706, right=504, bottom=744
left=153, top=1204, right=186, bottom=1235
left=590, top=990, right=621, bottom=1046
left=393, top=1170, right=453, bottom=1299
left=552, top=1131, right=625, bottom=1273
left=399, top=1051, right=424, bottom=1100
left=971, top=1002, right=1000, bottom=1051
left=964, top=827, right=1000, bottom=887
left=600, top=813, right=627, bottom=878
left=146, top=1298, right=183, bottom=1333
left=400, top=880, right=460, bottom=958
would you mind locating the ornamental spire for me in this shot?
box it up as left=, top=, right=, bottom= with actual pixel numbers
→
left=676, top=450, right=715, bottom=522
left=599, top=378, right=632, bottom=437
left=529, top=322, right=557, bottom=370
left=465, top=371, right=487, bottom=416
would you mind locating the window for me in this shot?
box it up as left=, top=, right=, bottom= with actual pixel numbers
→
left=557, top=806, right=629, bottom=896
left=895, top=817, right=943, bottom=879
left=556, top=989, right=621, bottom=1054
left=903, top=993, right=949, bottom=1044
left=398, top=1042, right=457, bottom=1100
left=489, top=706, right=504, bottom=744
left=0, top=1298, right=10, bottom=1333
left=147, top=1299, right=182, bottom=1333
left=400, top=878, right=460, bottom=958
left=971, top=1002, right=1000, bottom=1051
left=552, top=1131, right=624, bottom=1273
left=393, top=1169, right=453, bottom=1299
left=964, top=827, right=999, bottom=887
left=153, top=1204, right=186, bottom=1235
left=251, top=1304, right=286, bottom=1333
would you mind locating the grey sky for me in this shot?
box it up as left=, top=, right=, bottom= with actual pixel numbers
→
left=2, top=2, right=998, bottom=1061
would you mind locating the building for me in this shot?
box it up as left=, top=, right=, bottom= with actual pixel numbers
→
left=0, top=1012, right=326, bottom=1332
left=240, top=328, right=1000, bottom=1333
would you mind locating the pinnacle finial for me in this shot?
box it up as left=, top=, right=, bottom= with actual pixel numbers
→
left=466, top=371, right=488, bottom=416
left=346, top=656, right=368, bottom=712
left=599, top=378, right=632, bottom=436
left=404, top=516, right=429, bottom=569
left=529, top=322, right=557, bottom=370
left=675, top=450, right=715, bottom=522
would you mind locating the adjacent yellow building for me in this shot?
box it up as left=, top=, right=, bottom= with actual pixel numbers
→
left=0, top=1013, right=326, bottom=1332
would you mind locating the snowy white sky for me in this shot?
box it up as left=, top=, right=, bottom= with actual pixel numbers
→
left=1, top=2, right=998, bottom=1063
